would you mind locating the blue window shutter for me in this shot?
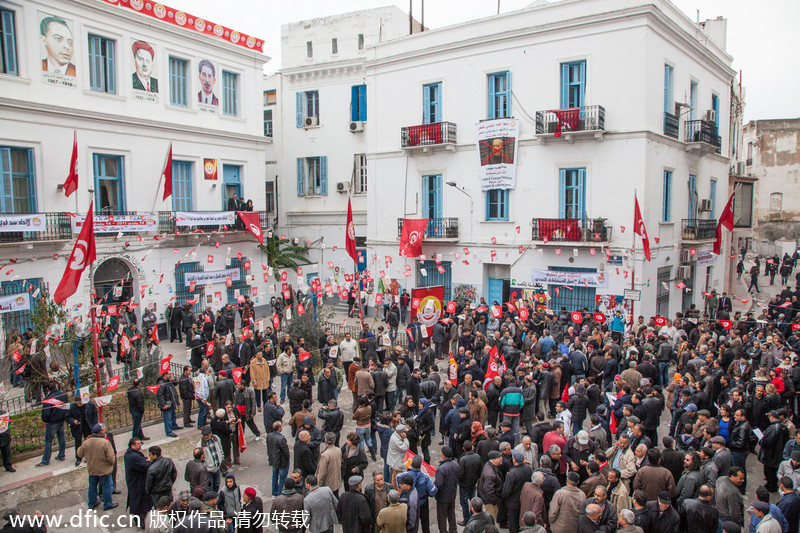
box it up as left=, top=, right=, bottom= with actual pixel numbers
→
left=558, top=169, right=566, bottom=218
left=710, top=180, right=716, bottom=219
left=433, top=175, right=442, bottom=219
left=350, top=85, right=358, bottom=122
left=488, top=75, right=496, bottom=119
left=105, top=39, right=115, bottom=94
left=712, top=94, right=720, bottom=128
left=88, top=36, right=101, bottom=91
left=422, top=175, right=430, bottom=216
left=505, top=71, right=512, bottom=117
left=26, top=149, right=36, bottom=213
left=578, top=61, right=586, bottom=108
left=502, top=190, right=509, bottom=220
left=577, top=168, right=586, bottom=219
left=1, top=11, right=17, bottom=76
left=423, top=86, right=431, bottom=124
left=664, top=64, right=672, bottom=113
left=296, top=92, right=304, bottom=128
left=434, top=83, right=442, bottom=123
left=320, top=156, right=328, bottom=196
left=484, top=191, right=491, bottom=220
left=359, top=85, right=366, bottom=121
left=560, top=63, right=569, bottom=109
left=296, top=158, right=305, bottom=196
left=0, top=148, right=10, bottom=213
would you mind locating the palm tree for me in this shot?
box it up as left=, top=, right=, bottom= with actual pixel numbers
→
left=260, top=234, right=311, bottom=280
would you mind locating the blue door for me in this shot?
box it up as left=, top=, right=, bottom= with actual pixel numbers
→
left=422, top=174, right=442, bottom=237
left=487, top=278, right=507, bottom=306
left=222, top=164, right=242, bottom=210
left=422, top=83, right=442, bottom=124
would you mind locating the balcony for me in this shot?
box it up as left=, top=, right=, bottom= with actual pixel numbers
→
left=396, top=217, right=459, bottom=239
left=0, top=212, right=71, bottom=244
left=531, top=218, right=612, bottom=243
left=401, top=122, right=457, bottom=151
left=685, top=120, right=721, bottom=154
left=681, top=219, right=717, bottom=241
left=663, top=112, right=679, bottom=139
left=159, top=211, right=270, bottom=235
left=535, top=105, right=605, bottom=141
left=746, top=158, right=753, bottom=167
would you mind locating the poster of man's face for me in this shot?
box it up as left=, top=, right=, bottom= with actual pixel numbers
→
left=197, top=59, right=218, bottom=106
left=479, top=136, right=516, bottom=166
left=131, top=40, right=158, bottom=93
left=39, top=13, right=75, bottom=77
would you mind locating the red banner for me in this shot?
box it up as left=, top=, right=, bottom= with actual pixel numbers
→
left=399, top=218, right=428, bottom=258
left=411, top=286, right=444, bottom=329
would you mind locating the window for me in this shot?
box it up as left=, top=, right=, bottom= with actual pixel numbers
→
left=222, top=71, right=238, bottom=116
left=423, top=82, right=442, bottom=124
left=306, top=41, right=313, bottom=58
left=222, top=164, right=242, bottom=210
left=171, top=161, right=192, bottom=211
left=358, top=34, right=364, bottom=50
left=709, top=179, right=717, bottom=219
left=0, top=147, right=35, bottom=213
left=663, top=64, right=673, bottom=114
left=351, top=84, right=366, bottom=122
left=689, top=81, right=697, bottom=120
left=296, top=156, right=327, bottom=196
left=263, top=109, right=273, bottom=137
left=656, top=267, right=671, bottom=316
left=354, top=154, right=367, bottom=194
left=422, top=174, right=443, bottom=227
left=265, top=182, right=275, bottom=213
left=711, top=93, right=720, bottom=128
left=488, top=72, right=510, bottom=119
left=560, top=61, right=586, bottom=109
left=168, top=57, right=187, bottom=107
left=264, top=90, right=276, bottom=105
left=747, top=142, right=754, bottom=159
left=296, top=90, right=319, bottom=127
left=733, top=182, right=753, bottom=227
left=88, top=35, right=116, bottom=94
left=662, top=170, right=672, bottom=222
left=93, top=154, right=125, bottom=213
left=688, top=174, right=697, bottom=220
left=331, top=38, right=338, bottom=54
left=558, top=168, right=586, bottom=219
left=0, top=9, right=18, bottom=76
left=485, top=189, right=509, bottom=221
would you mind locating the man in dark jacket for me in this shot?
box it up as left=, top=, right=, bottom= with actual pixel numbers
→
left=680, top=485, right=718, bottom=533
left=124, top=438, right=151, bottom=526
left=319, top=400, right=345, bottom=446
left=463, top=498, right=496, bottom=533
left=760, top=411, right=790, bottom=492
left=178, top=366, right=196, bottom=428
left=294, top=429, right=317, bottom=478
left=503, top=450, right=534, bottom=533
left=272, top=478, right=304, bottom=533
left=317, top=367, right=338, bottom=406
left=457, top=440, right=482, bottom=524
left=68, top=393, right=98, bottom=466
left=127, top=378, right=147, bottom=440
left=145, top=445, right=177, bottom=507
left=263, top=391, right=285, bottom=435
left=156, top=372, right=180, bottom=437
left=240, top=486, right=264, bottom=533
left=184, top=447, right=209, bottom=493
left=213, top=370, right=236, bottom=411
left=477, top=451, right=504, bottom=519
left=338, top=476, right=373, bottom=533
left=36, top=381, right=68, bottom=466
left=435, top=447, right=460, bottom=533
left=646, top=492, right=680, bottom=533
left=267, top=421, right=291, bottom=497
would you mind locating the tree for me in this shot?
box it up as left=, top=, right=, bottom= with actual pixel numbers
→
left=260, top=235, right=311, bottom=281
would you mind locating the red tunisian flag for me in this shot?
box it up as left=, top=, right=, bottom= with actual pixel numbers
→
left=237, top=211, right=264, bottom=246
left=634, top=194, right=651, bottom=261
left=62, top=130, right=79, bottom=197
left=483, top=356, right=501, bottom=392
left=713, top=190, right=736, bottom=255
left=346, top=197, right=358, bottom=263
left=54, top=202, right=96, bottom=304
left=399, top=218, right=429, bottom=258
left=161, top=143, right=173, bottom=201
left=449, top=354, right=458, bottom=386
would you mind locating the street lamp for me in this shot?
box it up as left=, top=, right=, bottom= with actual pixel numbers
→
left=446, top=182, right=473, bottom=241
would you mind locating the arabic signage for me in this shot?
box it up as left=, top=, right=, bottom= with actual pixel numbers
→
left=72, top=213, right=157, bottom=233
left=0, top=293, right=30, bottom=314
left=530, top=268, right=609, bottom=288
left=0, top=214, right=46, bottom=232
left=696, top=249, right=718, bottom=266
left=184, top=268, right=240, bottom=287
left=475, top=118, right=519, bottom=191
left=175, top=211, right=235, bottom=226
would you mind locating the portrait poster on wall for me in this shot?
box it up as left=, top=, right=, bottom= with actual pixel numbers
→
left=39, top=12, right=76, bottom=88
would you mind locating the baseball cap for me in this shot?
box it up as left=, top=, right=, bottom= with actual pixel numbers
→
left=685, top=404, right=697, bottom=412
left=576, top=431, right=589, bottom=445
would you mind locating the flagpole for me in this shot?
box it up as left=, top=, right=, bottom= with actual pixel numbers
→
left=630, top=191, right=637, bottom=325
left=151, top=142, right=171, bottom=214
left=89, top=267, right=103, bottom=422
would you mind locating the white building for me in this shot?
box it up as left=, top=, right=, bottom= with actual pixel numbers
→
left=361, top=0, right=735, bottom=318
left=0, top=0, right=272, bottom=336
left=272, top=7, right=421, bottom=286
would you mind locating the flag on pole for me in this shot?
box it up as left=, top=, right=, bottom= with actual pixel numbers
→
left=150, top=325, right=159, bottom=344
left=346, top=197, right=358, bottom=263
left=713, top=190, right=736, bottom=255
left=238, top=422, right=247, bottom=453
left=54, top=202, right=96, bottom=304
left=633, top=194, right=651, bottom=261
left=62, top=130, right=79, bottom=197
left=237, top=211, right=264, bottom=246
left=161, top=143, right=173, bottom=201
left=106, top=376, right=120, bottom=391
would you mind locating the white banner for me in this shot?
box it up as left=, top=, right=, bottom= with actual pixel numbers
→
left=0, top=214, right=46, bottom=232
left=696, top=249, right=718, bottom=266
left=184, top=268, right=240, bottom=287
left=476, top=118, right=520, bottom=191
left=0, top=293, right=29, bottom=314
left=175, top=211, right=235, bottom=226
left=531, top=268, right=609, bottom=288
left=72, top=214, right=157, bottom=233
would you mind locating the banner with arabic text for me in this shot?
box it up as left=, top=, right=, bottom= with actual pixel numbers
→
left=72, top=214, right=157, bottom=233
left=0, top=214, right=46, bottom=232
left=175, top=211, right=235, bottom=226
left=0, top=293, right=29, bottom=314
left=530, top=268, right=608, bottom=288
left=476, top=119, right=519, bottom=191
left=185, top=268, right=240, bottom=287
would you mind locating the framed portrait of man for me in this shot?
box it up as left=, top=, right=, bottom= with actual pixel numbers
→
left=131, top=39, right=158, bottom=103
left=39, top=12, right=76, bottom=87
left=197, top=59, right=219, bottom=111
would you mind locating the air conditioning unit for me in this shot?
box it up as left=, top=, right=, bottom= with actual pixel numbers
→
left=336, top=182, right=350, bottom=193
left=705, top=109, right=716, bottom=123
left=349, top=121, right=365, bottom=132
left=681, top=250, right=695, bottom=263
left=304, top=116, right=319, bottom=127
left=698, top=199, right=712, bottom=212
left=678, top=265, right=692, bottom=279
left=736, top=162, right=746, bottom=175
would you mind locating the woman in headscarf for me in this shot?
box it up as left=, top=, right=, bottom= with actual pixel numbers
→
left=415, top=398, right=435, bottom=463
left=471, top=421, right=488, bottom=446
